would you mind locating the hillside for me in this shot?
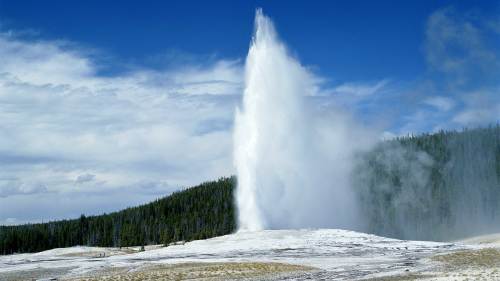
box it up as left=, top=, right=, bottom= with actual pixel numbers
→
left=354, top=125, right=500, bottom=241
left=0, top=177, right=236, bottom=255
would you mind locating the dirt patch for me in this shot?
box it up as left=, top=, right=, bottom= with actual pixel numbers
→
left=431, top=248, right=500, bottom=268
left=363, top=273, right=438, bottom=281
left=364, top=248, right=500, bottom=281
left=63, top=262, right=315, bottom=281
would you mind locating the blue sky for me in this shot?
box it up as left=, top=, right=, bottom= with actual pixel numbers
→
left=0, top=1, right=498, bottom=224
left=1, top=0, right=497, bottom=80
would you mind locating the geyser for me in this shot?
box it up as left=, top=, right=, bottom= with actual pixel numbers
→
left=234, top=9, right=366, bottom=231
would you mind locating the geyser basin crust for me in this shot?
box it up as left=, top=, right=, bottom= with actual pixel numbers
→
left=3, top=229, right=495, bottom=280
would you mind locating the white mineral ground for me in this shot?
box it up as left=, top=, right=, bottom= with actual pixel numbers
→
left=1, top=229, right=500, bottom=280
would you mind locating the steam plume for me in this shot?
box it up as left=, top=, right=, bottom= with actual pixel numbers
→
left=234, top=9, right=367, bottom=231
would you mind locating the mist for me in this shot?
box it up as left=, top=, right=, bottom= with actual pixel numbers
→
left=234, top=9, right=372, bottom=231
left=353, top=127, right=500, bottom=241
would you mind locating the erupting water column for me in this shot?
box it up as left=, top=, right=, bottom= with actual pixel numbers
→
left=234, top=9, right=281, bottom=231
left=235, top=9, right=312, bottom=231
left=235, top=9, right=361, bottom=231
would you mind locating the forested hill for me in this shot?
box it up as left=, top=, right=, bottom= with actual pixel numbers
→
left=1, top=126, right=499, bottom=254
left=0, top=177, right=236, bottom=255
left=354, top=125, right=500, bottom=241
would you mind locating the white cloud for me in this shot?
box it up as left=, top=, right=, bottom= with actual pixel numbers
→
left=318, top=79, right=391, bottom=113
left=0, top=35, right=95, bottom=86
left=0, top=179, right=48, bottom=198
left=452, top=105, right=500, bottom=126
left=452, top=90, right=500, bottom=126
left=423, top=96, right=455, bottom=112
left=75, top=173, right=96, bottom=184
left=0, top=32, right=243, bottom=223
left=333, top=79, right=389, bottom=98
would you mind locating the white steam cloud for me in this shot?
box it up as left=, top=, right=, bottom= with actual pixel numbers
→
left=234, top=9, right=372, bottom=231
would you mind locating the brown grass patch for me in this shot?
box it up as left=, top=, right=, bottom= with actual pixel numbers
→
left=431, top=248, right=500, bottom=268
left=64, top=262, right=315, bottom=281
left=363, top=273, right=436, bottom=281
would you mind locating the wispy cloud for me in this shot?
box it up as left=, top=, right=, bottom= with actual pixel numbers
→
left=395, top=7, right=499, bottom=135
left=333, top=80, right=389, bottom=98
left=425, top=7, right=499, bottom=89
left=423, top=96, right=455, bottom=112
left=0, top=179, right=48, bottom=198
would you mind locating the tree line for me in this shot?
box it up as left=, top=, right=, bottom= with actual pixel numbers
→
left=0, top=177, right=236, bottom=254
left=354, top=125, right=500, bottom=241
